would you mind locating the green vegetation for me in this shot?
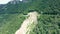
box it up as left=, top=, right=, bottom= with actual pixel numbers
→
left=0, top=0, right=60, bottom=34
left=30, top=14, right=60, bottom=34
left=0, top=14, right=26, bottom=34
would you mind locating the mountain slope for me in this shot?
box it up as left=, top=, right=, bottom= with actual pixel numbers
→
left=0, top=0, right=60, bottom=34
left=0, top=14, right=25, bottom=34
left=15, top=12, right=38, bottom=34
left=30, top=14, right=60, bottom=34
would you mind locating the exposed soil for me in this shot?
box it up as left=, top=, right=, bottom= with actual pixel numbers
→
left=15, top=12, right=38, bottom=34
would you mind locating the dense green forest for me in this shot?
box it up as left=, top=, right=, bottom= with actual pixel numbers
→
left=0, top=0, right=60, bottom=34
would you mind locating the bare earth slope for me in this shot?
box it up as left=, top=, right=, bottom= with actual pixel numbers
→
left=15, top=12, right=38, bottom=34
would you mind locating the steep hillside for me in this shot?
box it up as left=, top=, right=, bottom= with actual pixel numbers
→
left=30, top=15, right=60, bottom=34
left=0, top=0, right=60, bottom=14
left=0, top=14, right=26, bottom=34
left=15, top=12, right=38, bottom=34
left=0, top=0, right=60, bottom=34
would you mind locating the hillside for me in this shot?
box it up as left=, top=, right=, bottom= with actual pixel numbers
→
left=15, top=12, right=38, bottom=34
left=0, top=0, right=60, bottom=34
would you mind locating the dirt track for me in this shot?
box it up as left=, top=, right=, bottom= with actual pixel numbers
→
left=15, top=12, right=38, bottom=34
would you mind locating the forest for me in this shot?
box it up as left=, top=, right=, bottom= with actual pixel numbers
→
left=0, top=0, right=60, bottom=34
